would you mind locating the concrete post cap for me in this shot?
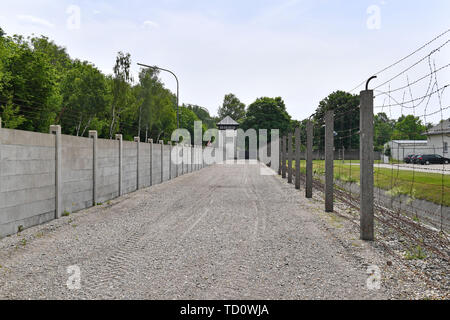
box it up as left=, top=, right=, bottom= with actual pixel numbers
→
left=115, top=134, right=123, bottom=140
left=49, top=125, right=61, bottom=134
left=134, top=137, right=140, bottom=142
left=159, top=140, right=164, bottom=144
left=148, top=139, right=153, bottom=143
left=89, top=130, right=98, bottom=138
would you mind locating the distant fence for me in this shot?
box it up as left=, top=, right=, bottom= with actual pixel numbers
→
left=0, top=125, right=210, bottom=238
left=282, top=150, right=381, bottom=161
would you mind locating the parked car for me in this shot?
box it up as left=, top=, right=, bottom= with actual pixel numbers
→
left=416, top=154, right=450, bottom=165
left=403, top=154, right=415, bottom=163
left=410, top=154, right=422, bottom=164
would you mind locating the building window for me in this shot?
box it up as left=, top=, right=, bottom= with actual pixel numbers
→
left=444, top=142, right=448, bottom=154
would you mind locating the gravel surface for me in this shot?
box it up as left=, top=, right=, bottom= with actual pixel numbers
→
left=0, top=162, right=444, bottom=299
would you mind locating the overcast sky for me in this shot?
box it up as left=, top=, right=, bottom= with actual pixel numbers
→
left=1, top=0, right=449, bottom=122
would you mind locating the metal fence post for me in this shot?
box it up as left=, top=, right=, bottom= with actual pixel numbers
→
left=288, top=133, right=293, bottom=183
left=115, top=134, right=123, bottom=196
left=295, top=127, right=301, bottom=190
left=50, top=125, right=62, bottom=218
left=306, top=121, right=313, bottom=198
left=360, top=90, right=375, bottom=241
left=325, top=110, right=334, bottom=212
left=89, top=131, right=98, bottom=205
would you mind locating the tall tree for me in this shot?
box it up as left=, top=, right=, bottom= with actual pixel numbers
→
left=392, top=115, right=427, bottom=140
left=218, top=93, right=246, bottom=123
left=109, top=51, right=133, bottom=139
left=185, top=104, right=216, bottom=129
left=241, top=97, right=292, bottom=139
left=60, top=60, right=109, bottom=136
left=314, top=91, right=360, bottom=150
left=374, top=112, right=395, bottom=151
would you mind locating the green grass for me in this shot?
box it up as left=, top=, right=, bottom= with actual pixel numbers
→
left=289, top=160, right=450, bottom=206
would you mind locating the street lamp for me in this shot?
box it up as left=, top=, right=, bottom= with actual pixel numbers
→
left=137, top=63, right=180, bottom=129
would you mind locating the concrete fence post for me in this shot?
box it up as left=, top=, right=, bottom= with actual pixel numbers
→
left=281, top=136, right=287, bottom=178
left=159, top=140, right=164, bottom=183
left=181, top=144, right=184, bottom=175
left=168, top=141, right=172, bottom=180
left=288, top=133, right=293, bottom=183
left=49, top=125, right=62, bottom=219
left=295, top=127, right=301, bottom=190
left=0, top=117, right=2, bottom=128
left=115, top=134, right=123, bottom=196
left=89, top=130, right=98, bottom=206
left=148, top=139, right=153, bottom=186
left=176, top=143, right=179, bottom=177
left=306, top=121, right=313, bottom=199
left=325, top=110, right=334, bottom=213
left=134, top=137, right=140, bottom=190
left=191, top=145, right=194, bottom=172
left=278, top=137, right=282, bottom=175
left=360, top=90, right=375, bottom=241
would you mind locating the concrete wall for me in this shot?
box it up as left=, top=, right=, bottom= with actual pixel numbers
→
left=0, top=128, right=56, bottom=237
left=61, top=135, right=93, bottom=213
left=0, top=127, right=214, bottom=238
left=122, top=140, right=137, bottom=194
left=97, top=139, right=119, bottom=203
left=139, top=143, right=151, bottom=189
left=152, top=143, right=162, bottom=185
left=161, top=145, right=168, bottom=182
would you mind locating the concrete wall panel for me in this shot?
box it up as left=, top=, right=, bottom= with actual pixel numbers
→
left=0, top=129, right=56, bottom=237
left=97, top=138, right=119, bottom=203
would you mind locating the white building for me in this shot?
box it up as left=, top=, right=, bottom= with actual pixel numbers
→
left=385, top=140, right=429, bottom=160
left=426, top=119, right=450, bottom=157
left=384, top=119, right=450, bottom=160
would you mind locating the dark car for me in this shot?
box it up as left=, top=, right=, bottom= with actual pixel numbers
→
left=416, top=154, right=450, bottom=165
left=410, top=154, right=422, bottom=164
left=403, top=154, right=415, bottom=163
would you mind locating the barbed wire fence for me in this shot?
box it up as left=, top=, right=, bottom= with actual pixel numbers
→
left=278, top=29, right=450, bottom=283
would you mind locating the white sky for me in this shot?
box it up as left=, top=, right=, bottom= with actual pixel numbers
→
left=0, top=0, right=449, bottom=123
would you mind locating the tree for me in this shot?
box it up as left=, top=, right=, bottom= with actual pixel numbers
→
left=0, top=34, right=61, bottom=132
left=374, top=112, right=395, bottom=151
left=185, top=104, right=216, bottom=129
left=392, top=115, right=427, bottom=140
left=241, top=97, right=292, bottom=139
left=109, top=51, right=133, bottom=139
left=217, top=93, right=246, bottom=123
left=314, top=91, right=360, bottom=150
left=60, top=60, right=109, bottom=136
left=179, top=105, right=205, bottom=144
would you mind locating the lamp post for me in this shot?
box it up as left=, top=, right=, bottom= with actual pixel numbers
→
left=137, top=63, right=180, bottom=129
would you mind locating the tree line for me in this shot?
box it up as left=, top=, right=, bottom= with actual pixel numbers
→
left=0, top=27, right=431, bottom=149
left=0, top=28, right=215, bottom=143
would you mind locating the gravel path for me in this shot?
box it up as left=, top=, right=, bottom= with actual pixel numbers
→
left=0, top=162, right=391, bottom=299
